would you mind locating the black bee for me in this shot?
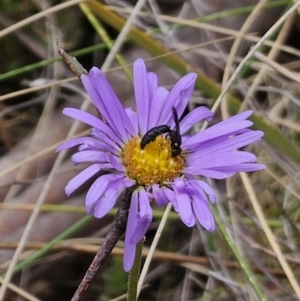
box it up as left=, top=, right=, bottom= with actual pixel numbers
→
left=140, top=125, right=171, bottom=149
left=169, top=106, right=182, bottom=158
left=140, top=106, right=184, bottom=158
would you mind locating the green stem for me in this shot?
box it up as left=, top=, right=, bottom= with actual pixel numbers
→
left=127, top=239, right=143, bottom=301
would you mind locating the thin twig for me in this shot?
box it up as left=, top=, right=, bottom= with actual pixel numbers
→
left=70, top=186, right=136, bottom=301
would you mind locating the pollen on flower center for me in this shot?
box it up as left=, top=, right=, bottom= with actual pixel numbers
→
left=122, top=135, right=185, bottom=186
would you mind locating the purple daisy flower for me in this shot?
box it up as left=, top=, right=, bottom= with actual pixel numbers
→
left=56, top=58, right=265, bottom=271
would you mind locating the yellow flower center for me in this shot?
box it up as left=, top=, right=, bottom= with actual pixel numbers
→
left=122, top=135, right=185, bottom=186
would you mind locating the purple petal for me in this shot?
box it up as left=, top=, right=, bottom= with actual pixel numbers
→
left=183, top=120, right=253, bottom=148
left=121, top=177, right=136, bottom=188
left=179, top=106, right=213, bottom=134
left=185, top=169, right=235, bottom=179
left=125, top=107, right=139, bottom=136
left=63, top=108, right=123, bottom=146
left=134, top=59, right=150, bottom=134
left=86, top=173, right=124, bottom=205
left=120, top=176, right=136, bottom=186
left=147, top=72, right=158, bottom=101
left=188, top=152, right=257, bottom=169
left=192, top=197, right=215, bottom=231
left=90, top=129, right=121, bottom=153
left=71, top=150, right=108, bottom=165
left=95, top=77, right=135, bottom=138
left=148, top=87, right=169, bottom=129
left=79, top=138, right=115, bottom=153
left=176, top=192, right=195, bottom=227
left=191, top=131, right=264, bottom=156
left=130, top=188, right=152, bottom=243
left=174, top=73, right=197, bottom=118
left=162, top=186, right=178, bottom=211
left=56, top=137, right=90, bottom=152
left=123, top=243, right=136, bottom=272
left=124, top=192, right=138, bottom=272
left=85, top=174, right=113, bottom=214
left=81, top=70, right=113, bottom=125
left=56, top=135, right=115, bottom=154
left=94, top=179, right=125, bottom=218
left=173, top=178, right=186, bottom=192
left=186, top=130, right=237, bottom=153
left=225, top=110, right=253, bottom=122
left=174, top=179, right=195, bottom=227
left=195, top=181, right=216, bottom=203
left=159, top=73, right=197, bottom=126
left=125, top=193, right=138, bottom=244
left=214, top=163, right=266, bottom=172
left=152, top=184, right=169, bottom=206
left=65, top=164, right=102, bottom=196
left=81, top=68, right=134, bottom=140
left=107, top=153, right=125, bottom=172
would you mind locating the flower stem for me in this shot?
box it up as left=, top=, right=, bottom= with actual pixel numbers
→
left=127, top=239, right=143, bottom=301
left=70, top=185, right=136, bottom=301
